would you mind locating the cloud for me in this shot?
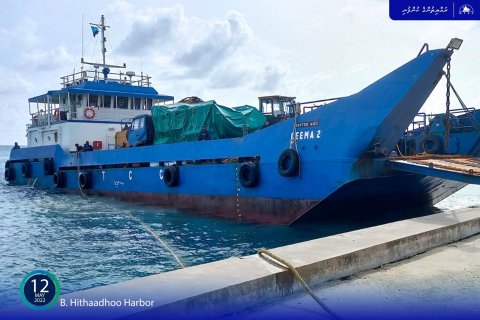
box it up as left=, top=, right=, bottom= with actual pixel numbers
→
left=209, top=63, right=251, bottom=89
left=20, top=45, right=75, bottom=71
left=174, top=11, right=250, bottom=74
left=117, top=5, right=185, bottom=56
left=255, top=65, right=286, bottom=91
left=0, top=104, right=30, bottom=145
left=118, top=7, right=252, bottom=75
left=0, top=66, right=33, bottom=95
left=114, top=5, right=284, bottom=93
left=0, top=17, right=40, bottom=49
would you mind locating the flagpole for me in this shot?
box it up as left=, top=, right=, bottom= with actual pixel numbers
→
left=83, top=16, right=125, bottom=70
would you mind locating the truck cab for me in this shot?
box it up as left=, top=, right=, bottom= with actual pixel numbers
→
left=125, top=114, right=154, bottom=147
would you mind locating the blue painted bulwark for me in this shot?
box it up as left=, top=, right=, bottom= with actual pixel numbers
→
left=7, top=41, right=473, bottom=224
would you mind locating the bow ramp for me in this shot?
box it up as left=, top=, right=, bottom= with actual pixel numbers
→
left=388, top=155, right=480, bottom=184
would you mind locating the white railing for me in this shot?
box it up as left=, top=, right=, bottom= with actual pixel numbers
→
left=61, top=70, right=152, bottom=88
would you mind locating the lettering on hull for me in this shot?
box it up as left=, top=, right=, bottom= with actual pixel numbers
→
left=291, top=129, right=321, bottom=141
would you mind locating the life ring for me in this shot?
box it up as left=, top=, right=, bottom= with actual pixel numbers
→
left=21, top=162, right=32, bottom=178
left=53, top=171, right=66, bottom=188
left=277, top=149, right=300, bottom=177
left=239, top=162, right=259, bottom=188
left=78, top=171, right=92, bottom=189
left=84, top=107, right=96, bottom=119
left=44, top=158, right=54, bottom=175
left=420, top=135, right=441, bottom=154
left=54, top=109, right=60, bottom=120
left=163, top=166, right=179, bottom=187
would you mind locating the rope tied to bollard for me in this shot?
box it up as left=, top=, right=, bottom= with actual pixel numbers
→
left=257, top=248, right=340, bottom=320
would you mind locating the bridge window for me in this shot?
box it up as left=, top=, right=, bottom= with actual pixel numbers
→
left=117, top=96, right=128, bottom=109
left=103, top=95, right=111, bottom=108
left=133, top=98, right=141, bottom=110
left=89, top=95, right=99, bottom=107
left=131, top=98, right=153, bottom=110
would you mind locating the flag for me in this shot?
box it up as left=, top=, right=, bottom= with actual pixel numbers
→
left=90, top=25, right=99, bottom=37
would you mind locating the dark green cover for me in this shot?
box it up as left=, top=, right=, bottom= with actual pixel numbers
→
left=151, top=101, right=267, bottom=144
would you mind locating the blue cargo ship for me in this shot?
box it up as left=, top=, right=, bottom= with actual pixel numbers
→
left=397, top=108, right=480, bottom=156
left=5, top=17, right=480, bottom=224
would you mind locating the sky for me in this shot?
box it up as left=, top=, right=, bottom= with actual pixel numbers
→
left=0, top=0, right=479, bottom=145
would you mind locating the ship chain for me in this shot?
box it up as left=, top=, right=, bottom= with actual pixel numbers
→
left=444, top=59, right=451, bottom=152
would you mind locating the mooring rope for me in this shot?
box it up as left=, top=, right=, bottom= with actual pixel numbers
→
left=77, top=152, right=185, bottom=268
left=126, top=212, right=186, bottom=269
left=74, top=151, right=184, bottom=268
left=396, top=144, right=405, bottom=157
left=257, top=248, right=340, bottom=320
left=291, top=102, right=302, bottom=177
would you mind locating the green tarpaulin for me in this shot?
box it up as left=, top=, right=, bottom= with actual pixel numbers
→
left=151, top=101, right=267, bottom=144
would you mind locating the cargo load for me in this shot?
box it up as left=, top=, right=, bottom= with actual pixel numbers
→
left=151, top=101, right=267, bottom=144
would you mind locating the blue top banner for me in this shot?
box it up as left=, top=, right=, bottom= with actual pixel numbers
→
left=390, top=0, right=480, bottom=20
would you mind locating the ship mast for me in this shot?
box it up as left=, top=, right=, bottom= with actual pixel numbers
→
left=81, top=15, right=126, bottom=73
left=101, top=15, right=106, bottom=66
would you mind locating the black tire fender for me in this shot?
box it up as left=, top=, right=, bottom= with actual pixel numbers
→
left=163, top=166, right=179, bottom=187
left=44, top=158, right=55, bottom=175
left=53, top=171, right=66, bottom=188
left=78, top=171, right=92, bottom=189
left=420, top=135, right=441, bottom=154
left=277, top=148, right=300, bottom=177
left=4, top=167, right=14, bottom=182
left=239, top=162, right=259, bottom=188
left=21, top=162, right=32, bottom=178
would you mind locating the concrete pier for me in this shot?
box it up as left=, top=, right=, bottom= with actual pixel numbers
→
left=228, top=234, right=480, bottom=319
left=11, top=207, right=480, bottom=319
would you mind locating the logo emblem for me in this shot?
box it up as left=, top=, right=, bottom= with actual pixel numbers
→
left=459, top=4, right=474, bottom=15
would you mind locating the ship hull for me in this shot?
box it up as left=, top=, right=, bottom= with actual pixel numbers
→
left=4, top=153, right=467, bottom=224
left=6, top=48, right=458, bottom=224
left=96, top=174, right=468, bottom=225
left=297, top=174, right=466, bottom=223
left=94, top=191, right=319, bottom=225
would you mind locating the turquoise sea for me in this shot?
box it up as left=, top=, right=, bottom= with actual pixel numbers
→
left=1, top=145, right=479, bottom=308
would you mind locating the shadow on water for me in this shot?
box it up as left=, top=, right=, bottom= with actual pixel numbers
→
left=290, top=205, right=442, bottom=236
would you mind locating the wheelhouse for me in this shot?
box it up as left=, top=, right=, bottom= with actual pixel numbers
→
left=258, top=95, right=296, bottom=125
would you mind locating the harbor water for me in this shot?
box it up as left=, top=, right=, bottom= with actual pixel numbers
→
left=1, top=145, right=479, bottom=308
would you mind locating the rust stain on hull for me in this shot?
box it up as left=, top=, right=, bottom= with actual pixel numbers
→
left=89, top=190, right=319, bottom=225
